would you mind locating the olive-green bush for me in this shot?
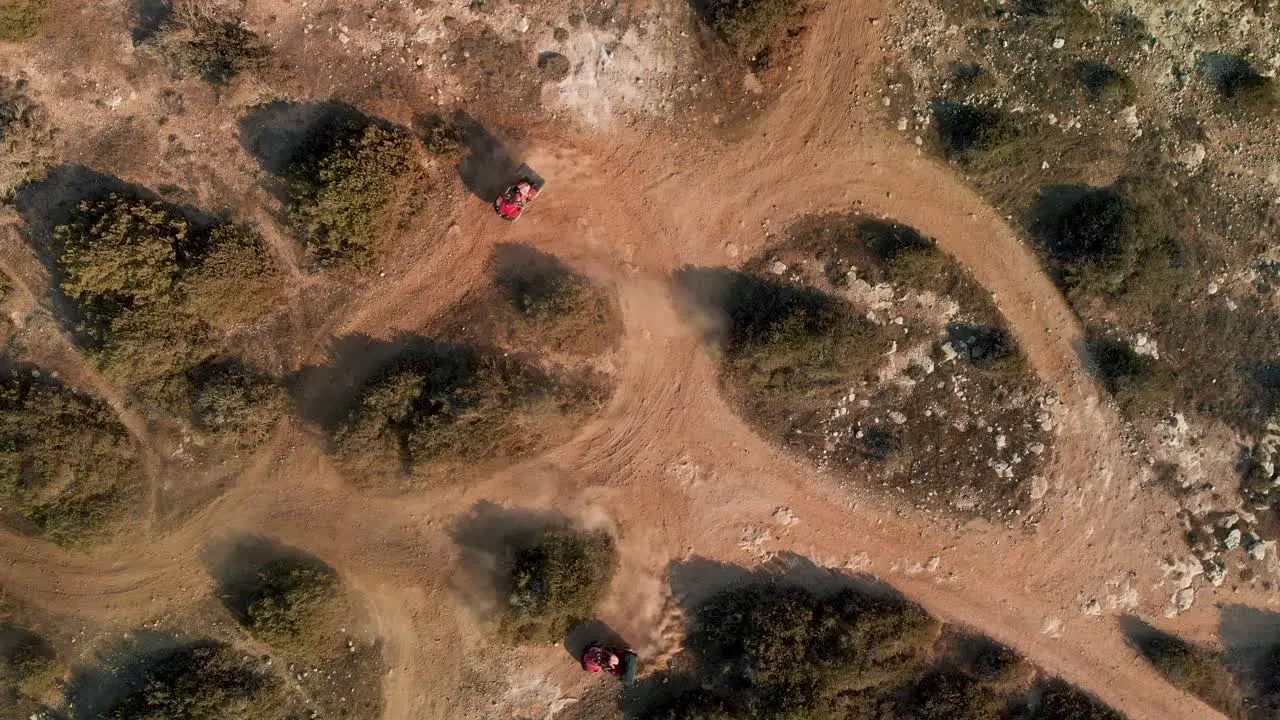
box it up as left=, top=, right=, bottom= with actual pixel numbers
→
left=0, top=0, right=44, bottom=41
left=287, top=123, right=416, bottom=266
left=181, top=223, right=281, bottom=328
left=98, top=641, right=281, bottom=720
left=0, top=369, right=142, bottom=545
left=243, top=559, right=340, bottom=648
left=501, top=528, right=617, bottom=643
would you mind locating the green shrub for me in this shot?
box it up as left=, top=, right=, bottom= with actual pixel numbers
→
left=0, top=0, right=44, bottom=41
left=720, top=277, right=881, bottom=392
left=707, top=0, right=802, bottom=53
left=92, top=304, right=213, bottom=384
left=99, top=641, right=281, bottom=720
left=0, top=77, right=54, bottom=198
left=932, top=102, right=1021, bottom=158
left=1084, top=337, right=1176, bottom=416
left=1133, top=631, right=1243, bottom=717
left=55, top=194, right=189, bottom=307
left=1030, top=678, right=1126, bottom=720
left=172, top=19, right=269, bottom=85
left=288, top=122, right=416, bottom=266
left=688, top=584, right=939, bottom=717
left=0, top=369, right=142, bottom=545
left=181, top=223, right=281, bottom=327
left=1075, top=63, right=1134, bottom=105
left=331, top=344, right=598, bottom=479
left=900, top=669, right=1008, bottom=720
left=501, top=527, right=616, bottom=643
left=186, top=359, right=286, bottom=447
left=951, top=63, right=997, bottom=93
left=243, top=558, right=340, bottom=647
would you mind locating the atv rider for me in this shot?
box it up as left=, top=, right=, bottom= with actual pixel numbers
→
left=582, top=646, right=623, bottom=676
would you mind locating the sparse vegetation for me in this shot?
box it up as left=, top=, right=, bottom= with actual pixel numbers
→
left=0, top=368, right=143, bottom=545
left=0, top=0, right=44, bottom=41
left=1201, top=52, right=1278, bottom=115
left=416, top=114, right=464, bottom=156
left=331, top=340, right=601, bottom=482
left=243, top=558, right=341, bottom=648
left=501, top=527, right=617, bottom=643
left=0, top=621, right=59, bottom=718
left=706, top=0, right=802, bottom=55
left=932, top=101, right=1021, bottom=160
left=1083, top=337, right=1176, bottom=417
left=1075, top=63, right=1134, bottom=105
left=0, top=77, right=54, bottom=198
left=287, top=122, right=417, bottom=266
left=170, top=19, right=269, bottom=85
left=1131, top=628, right=1244, bottom=718
left=97, top=641, right=282, bottom=720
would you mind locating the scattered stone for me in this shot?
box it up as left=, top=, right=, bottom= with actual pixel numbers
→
left=888, top=411, right=907, bottom=425
left=769, top=260, right=788, bottom=275
left=1082, top=598, right=1102, bottom=616
left=1174, top=587, right=1195, bottom=613
left=1052, top=38, right=1065, bottom=49
left=1224, top=528, right=1242, bottom=550
left=1219, top=513, right=1240, bottom=529
left=1204, top=559, right=1226, bottom=587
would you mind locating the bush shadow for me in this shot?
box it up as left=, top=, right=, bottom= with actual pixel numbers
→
left=63, top=629, right=187, bottom=720
left=200, top=532, right=335, bottom=627
left=287, top=332, right=480, bottom=432
left=453, top=111, right=521, bottom=201
left=448, top=500, right=571, bottom=621
left=238, top=100, right=370, bottom=178
left=0, top=621, right=54, bottom=666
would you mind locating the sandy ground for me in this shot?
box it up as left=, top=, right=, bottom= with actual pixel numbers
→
left=0, top=0, right=1271, bottom=718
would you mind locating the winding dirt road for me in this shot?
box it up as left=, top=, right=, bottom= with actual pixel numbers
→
left=0, top=1, right=1238, bottom=718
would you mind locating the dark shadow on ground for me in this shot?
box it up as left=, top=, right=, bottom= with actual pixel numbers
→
left=286, top=332, right=482, bottom=431
left=564, top=618, right=630, bottom=663
left=238, top=100, right=369, bottom=178
left=200, top=532, right=335, bottom=626
left=454, top=111, right=520, bottom=202
left=448, top=501, right=570, bottom=621
left=129, top=0, right=172, bottom=45
left=0, top=622, right=55, bottom=667
left=63, top=630, right=186, bottom=720
left=1220, top=604, right=1280, bottom=694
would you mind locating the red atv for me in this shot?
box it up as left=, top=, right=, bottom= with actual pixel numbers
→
left=495, top=164, right=545, bottom=221
left=582, top=644, right=639, bottom=685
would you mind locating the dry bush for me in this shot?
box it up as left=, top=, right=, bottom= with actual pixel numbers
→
left=501, top=528, right=617, bottom=643
left=932, top=101, right=1022, bottom=161
left=287, top=122, right=417, bottom=266
left=900, top=669, right=1009, bottom=720
left=170, top=19, right=269, bottom=85
left=0, top=0, right=44, bottom=41
left=1074, top=62, right=1134, bottom=105
left=707, top=0, right=803, bottom=55
left=688, top=583, right=939, bottom=717
left=1082, top=337, right=1176, bottom=418
left=1030, top=678, right=1126, bottom=720
left=185, top=359, right=286, bottom=448
left=0, top=77, right=54, bottom=199
left=0, top=368, right=143, bottom=545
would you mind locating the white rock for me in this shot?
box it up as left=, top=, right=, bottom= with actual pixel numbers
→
left=516, top=16, right=531, bottom=32
left=1052, top=37, right=1065, bottom=48
left=1220, top=513, right=1240, bottom=529
left=1205, top=560, right=1226, bottom=587
left=769, top=260, right=787, bottom=275
left=1082, top=598, right=1102, bottom=616
left=889, top=411, right=907, bottom=425
left=1224, top=528, right=1242, bottom=550
left=897, top=117, right=909, bottom=131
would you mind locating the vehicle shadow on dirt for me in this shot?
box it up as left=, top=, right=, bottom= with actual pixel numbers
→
left=453, top=112, right=521, bottom=202
left=200, top=532, right=336, bottom=627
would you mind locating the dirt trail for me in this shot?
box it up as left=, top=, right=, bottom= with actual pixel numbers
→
left=0, top=1, right=1232, bottom=719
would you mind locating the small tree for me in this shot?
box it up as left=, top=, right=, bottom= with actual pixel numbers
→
left=1133, top=631, right=1243, bottom=718
left=1030, top=678, right=1125, bottom=720
left=173, top=19, right=270, bottom=85
left=243, top=558, right=340, bottom=647
left=187, top=359, right=287, bottom=447
left=501, top=528, right=617, bottom=643
left=288, top=122, right=416, bottom=266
